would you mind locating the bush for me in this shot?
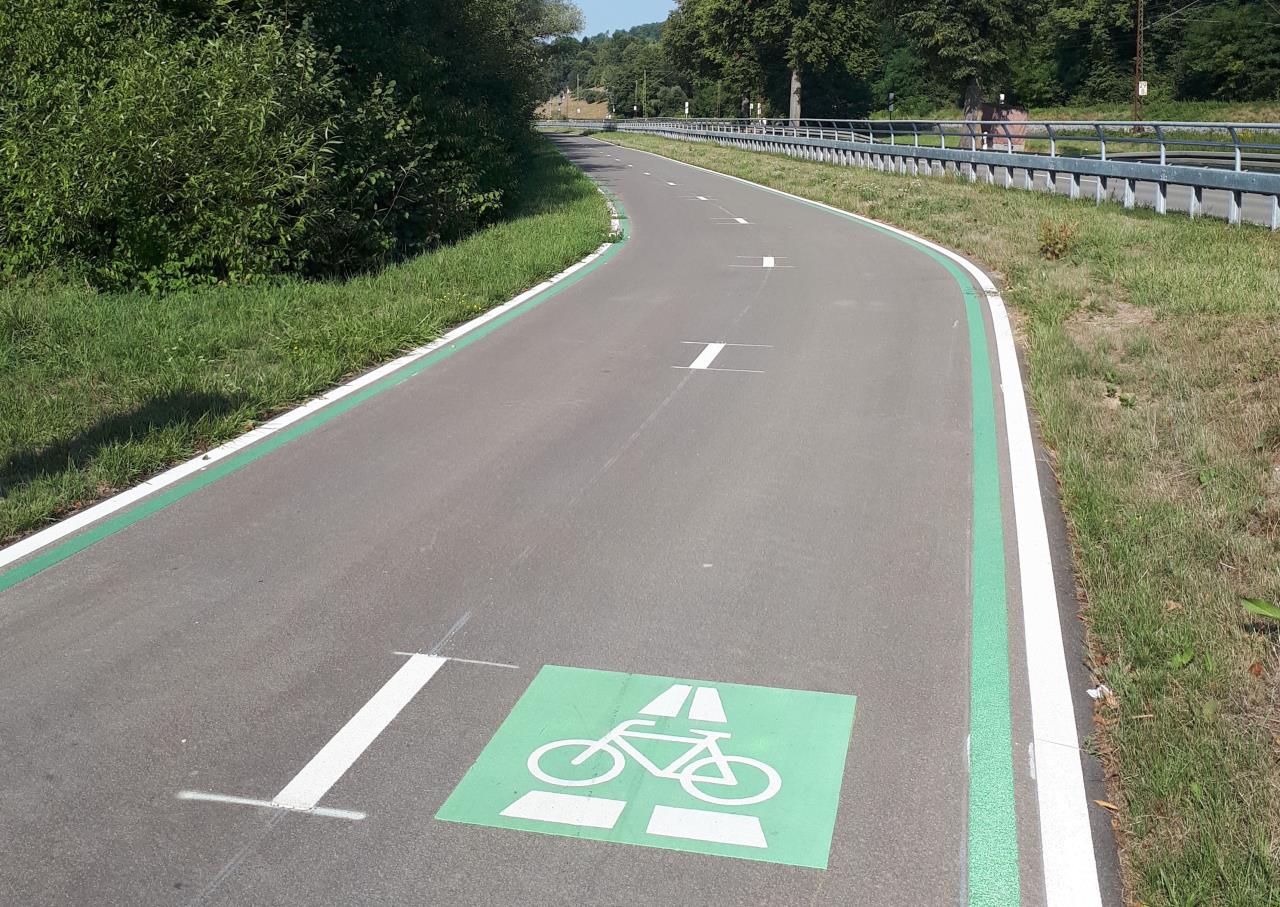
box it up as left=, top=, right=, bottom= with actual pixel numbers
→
left=0, top=0, right=560, bottom=290
left=1037, top=219, right=1077, bottom=261
left=0, top=3, right=339, bottom=288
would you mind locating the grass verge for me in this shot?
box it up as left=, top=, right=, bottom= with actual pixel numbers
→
left=0, top=136, right=611, bottom=542
left=602, top=131, right=1280, bottom=905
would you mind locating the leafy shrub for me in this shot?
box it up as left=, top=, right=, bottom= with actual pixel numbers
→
left=0, top=2, right=341, bottom=288
left=0, top=0, right=563, bottom=290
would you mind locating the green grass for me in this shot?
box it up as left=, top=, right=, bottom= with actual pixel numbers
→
left=0, top=136, right=611, bottom=542
left=601, top=131, right=1280, bottom=906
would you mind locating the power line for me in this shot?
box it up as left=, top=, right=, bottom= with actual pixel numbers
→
left=1148, top=0, right=1210, bottom=29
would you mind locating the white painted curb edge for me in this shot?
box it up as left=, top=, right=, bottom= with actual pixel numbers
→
left=605, top=138, right=1104, bottom=906
left=0, top=195, right=622, bottom=573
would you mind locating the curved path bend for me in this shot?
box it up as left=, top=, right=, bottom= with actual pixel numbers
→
left=0, top=135, right=1119, bottom=906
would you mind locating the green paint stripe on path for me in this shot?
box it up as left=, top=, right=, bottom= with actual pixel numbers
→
left=801, top=203, right=1021, bottom=903
left=0, top=194, right=630, bottom=595
left=958, top=272, right=1020, bottom=907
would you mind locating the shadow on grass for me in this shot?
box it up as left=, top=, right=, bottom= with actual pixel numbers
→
left=1, top=389, right=246, bottom=494
left=503, top=137, right=607, bottom=220
left=1243, top=620, right=1280, bottom=642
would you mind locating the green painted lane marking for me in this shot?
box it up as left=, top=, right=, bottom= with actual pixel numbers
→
left=0, top=194, right=629, bottom=596
left=437, top=665, right=856, bottom=869
left=957, top=272, right=1020, bottom=906
left=661, top=159, right=1019, bottom=900
left=815, top=212, right=1019, bottom=903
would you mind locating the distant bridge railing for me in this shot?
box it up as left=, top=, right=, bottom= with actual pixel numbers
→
left=538, top=117, right=1280, bottom=229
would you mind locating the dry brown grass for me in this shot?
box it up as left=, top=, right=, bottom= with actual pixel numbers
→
left=536, top=92, right=611, bottom=120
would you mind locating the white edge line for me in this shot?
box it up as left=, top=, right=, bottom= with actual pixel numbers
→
left=600, top=138, right=1103, bottom=906
left=176, top=790, right=365, bottom=821
left=0, top=193, right=623, bottom=574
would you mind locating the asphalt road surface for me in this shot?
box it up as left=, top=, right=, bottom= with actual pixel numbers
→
left=0, top=135, right=1120, bottom=906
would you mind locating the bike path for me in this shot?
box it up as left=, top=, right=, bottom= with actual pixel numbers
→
left=0, top=136, right=1116, bottom=905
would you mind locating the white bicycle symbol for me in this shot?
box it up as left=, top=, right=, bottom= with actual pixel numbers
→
left=528, top=718, right=781, bottom=807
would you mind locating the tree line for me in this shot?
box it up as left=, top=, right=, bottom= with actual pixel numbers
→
left=0, top=0, right=581, bottom=290
left=546, top=0, right=1280, bottom=120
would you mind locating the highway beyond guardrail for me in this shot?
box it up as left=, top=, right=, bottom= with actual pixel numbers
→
left=540, top=117, right=1280, bottom=229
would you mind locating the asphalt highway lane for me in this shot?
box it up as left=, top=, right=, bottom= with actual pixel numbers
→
left=0, top=136, right=1117, bottom=906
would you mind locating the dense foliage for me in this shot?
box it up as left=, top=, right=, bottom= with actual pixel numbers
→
left=0, top=0, right=580, bottom=289
left=546, top=0, right=1280, bottom=119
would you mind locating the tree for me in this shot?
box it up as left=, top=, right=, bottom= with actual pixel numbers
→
left=671, top=0, right=875, bottom=120
left=896, top=0, right=1038, bottom=114
left=757, top=1, right=877, bottom=121
left=0, top=0, right=587, bottom=287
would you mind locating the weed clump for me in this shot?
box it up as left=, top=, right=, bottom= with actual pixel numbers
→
left=1038, top=218, right=1078, bottom=261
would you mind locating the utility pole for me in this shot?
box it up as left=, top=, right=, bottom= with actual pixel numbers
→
left=643, top=69, right=649, bottom=118
left=1134, top=0, right=1144, bottom=120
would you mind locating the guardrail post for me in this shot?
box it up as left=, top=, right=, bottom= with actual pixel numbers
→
left=1024, top=167, right=1034, bottom=191
left=1190, top=185, right=1203, bottom=219
left=1123, top=178, right=1136, bottom=209
left=1229, top=190, right=1243, bottom=225
left=1003, top=165, right=1013, bottom=189
left=1156, top=181, right=1168, bottom=214
left=1069, top=173, right=1081, bottom=200
left=1271, top=195, right=1280, bottom=231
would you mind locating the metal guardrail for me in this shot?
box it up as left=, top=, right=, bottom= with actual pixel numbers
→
left=539, top=117, right=1280, bottom=229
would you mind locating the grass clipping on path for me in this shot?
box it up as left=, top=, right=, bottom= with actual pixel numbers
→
left=0, top=138, right=611, bottom=542
left=602, top=133, right=1280, bottom=904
